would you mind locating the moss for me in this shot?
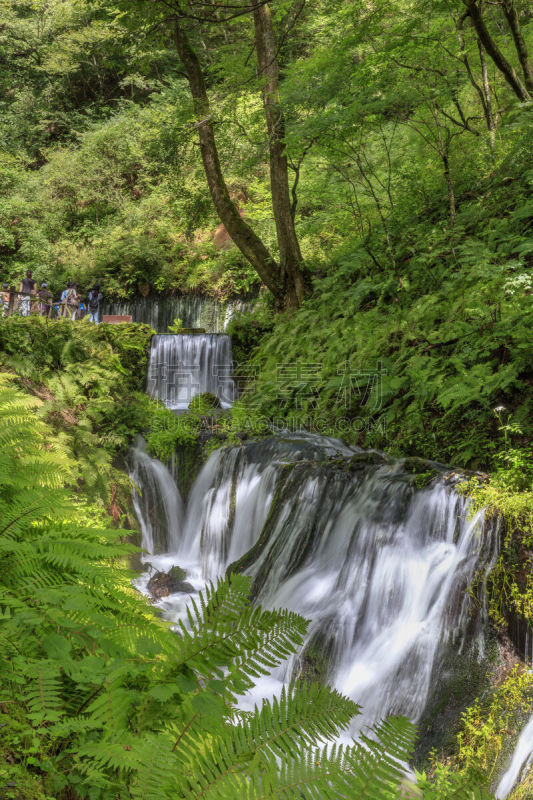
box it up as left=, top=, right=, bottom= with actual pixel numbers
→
left=423, top=663, right=533, bottom=793
left=172, top=438, right=206, bottom=499
left=509, top=765, right=533, bottom=800
left=189, top=392, right=222, bottom=413
left=346, top=451, right=389, bottom=471
left=459, top=477, right=533, bottom=633
left=415, top=623, right=499, bottom=764
left=295, top=630, right=336, bottom=685
left=411, top=470, right=438, bottom=489
left=226, top=457, right=239, bottom=545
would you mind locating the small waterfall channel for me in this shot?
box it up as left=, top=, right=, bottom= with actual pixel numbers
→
left=129, top=431, right=499, bottom=746
left=495, top=705, right=533, bottom=797
left=146, top=333, right=235, bottom=410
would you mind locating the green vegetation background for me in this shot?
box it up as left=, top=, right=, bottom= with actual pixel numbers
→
left=1, top=0, right=533, bottom=797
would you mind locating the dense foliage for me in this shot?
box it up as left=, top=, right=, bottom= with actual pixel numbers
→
left=0, top=316, right=153, bottom=507
left=239, top=112, right=533, bottom=470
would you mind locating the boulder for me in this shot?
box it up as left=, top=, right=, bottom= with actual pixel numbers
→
left=147, top=565, right=195, bottom=600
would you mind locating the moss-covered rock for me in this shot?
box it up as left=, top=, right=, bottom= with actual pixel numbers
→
left=226, top=462, right=295, bottom=584
left=147, top=565, right=195, bottom=599
left=295, top=629, right=336, bottom=685
left=346, top=451, right=389, bottom=471
left=509, top=765, right=533, bottom=800
left=189, top=392, right=222, bottom=413
left=415, top=622, right=499, bottom=763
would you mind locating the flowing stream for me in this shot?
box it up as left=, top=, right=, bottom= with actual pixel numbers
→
left=130, top=432, right=497, bottom=740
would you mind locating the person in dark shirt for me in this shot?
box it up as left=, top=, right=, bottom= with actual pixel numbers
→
left=87, top=284, right=103, bottom=324
left=38, top=282, right=53, bottom=317
left=18, top=270, right=36, bottom=316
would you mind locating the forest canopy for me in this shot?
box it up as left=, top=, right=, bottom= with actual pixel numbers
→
left=0, top=0, right=531, bottom=298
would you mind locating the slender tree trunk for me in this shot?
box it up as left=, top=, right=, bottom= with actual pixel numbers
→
left=252, top=3, right=308, bottom=307
left=443, top=152, right=456, bottom=226
left=173, top=20, right=285, bottom=306
left=462, top=0, right=530, bottom=101
left=454, top=19, right=495, bottom=150
left=478, top=39, right=496, bottom=154
left=501, top=0, right=533, bottom=94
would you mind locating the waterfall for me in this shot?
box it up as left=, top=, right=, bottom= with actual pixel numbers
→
left=101, top=293, right=253, bottom=333
left=147, top=334, right=235, bottom=410
left=128, top=437, right=184, bottom=554
left=130, top=431, right=496, bottom=737
left=495, top=706, right=533, bottom=798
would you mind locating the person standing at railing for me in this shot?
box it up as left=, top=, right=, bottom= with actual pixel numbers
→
left=18, top=270, right=36, bottom=316
left=38, top=282, right=53, bottom=317
left=60, top=282, right=69, bottom=317
left=87, top=284, right=102, bottom=324
left=0, top=284, right=10, bottom=317
left=65, top=283, right=78, bottom=319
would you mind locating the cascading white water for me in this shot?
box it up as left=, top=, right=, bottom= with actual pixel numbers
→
left=102, top=294, right=253, bottom=333
left=495, top=706, right=533, bottom=798
left=128, top=437, right=184, bottom=555
left=131, top=432, right=496, bottom=738
left=146, top=334, right=235, bottom=410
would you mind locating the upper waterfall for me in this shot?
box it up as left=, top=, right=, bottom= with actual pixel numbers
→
left=130, top=432, right=496, bottom=739
left=146, top=333, right=235, bottom=410
left=102, top=293, right=252, bottom=333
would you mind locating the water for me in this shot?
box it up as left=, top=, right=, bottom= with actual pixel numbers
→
left=128, top=437, right=184, bottom=554
left=102, top=293, right=252, bottom=333
left=495, top=705, right=533, bottom=798
left=130, top=432, right=495, bottom=737
left=147, top=333, right=235, bottom=410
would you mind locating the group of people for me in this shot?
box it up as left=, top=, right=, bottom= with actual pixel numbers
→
left=0, top=270, right=103, bottom=323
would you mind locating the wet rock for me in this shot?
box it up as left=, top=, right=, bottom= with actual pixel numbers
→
left=347, top=451, right=388, bottom=471
left=296, top=629, right=336, bottom=685
left=401, top=457, right=439, bottom=488
left=147, top=565, right=195, bottom=600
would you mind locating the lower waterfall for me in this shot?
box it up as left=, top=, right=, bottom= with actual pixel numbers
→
left=128, top=437, right=184, bottom=555
left=129, top=432, right=497, bottom=743
left=146, top=333, right=235, bottom=410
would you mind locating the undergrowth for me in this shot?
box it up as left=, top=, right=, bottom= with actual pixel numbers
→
left=234, top=121, right=533, bottom=473
left=423, top=667, right=533, bottom=795
left=0, top=316, right=153, bottom=510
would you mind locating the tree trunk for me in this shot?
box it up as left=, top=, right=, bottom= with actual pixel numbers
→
left=443, top=153, right=456, bottom=227
left=462, top=0, right=530, bottom=101
left=501, top=0, right=533, bottom=94
left=173, top=20, right=285, bottom=306
left=478, top=39, right=496, bottom=154
left=252, top=3, right=308, bottom=307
